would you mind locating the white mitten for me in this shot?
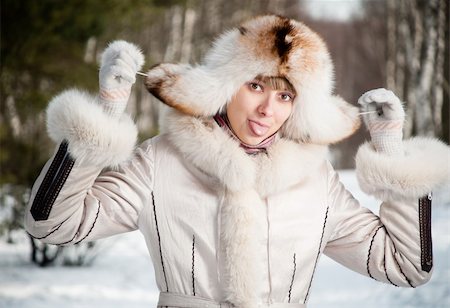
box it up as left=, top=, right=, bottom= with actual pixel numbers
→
left=99, top=41, right=145, bottom=118
left=358, top=88, right=405, bottom=156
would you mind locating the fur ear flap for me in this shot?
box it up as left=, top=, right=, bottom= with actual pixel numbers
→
left=145, top=63, right=234, bottom=117
left=282, top=95, right=361, bottom=144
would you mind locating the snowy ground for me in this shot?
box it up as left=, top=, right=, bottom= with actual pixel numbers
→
left=0, top=170, right=449, bottom=307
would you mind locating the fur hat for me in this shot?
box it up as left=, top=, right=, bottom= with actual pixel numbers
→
left=145, top=14, right=360, bottom=145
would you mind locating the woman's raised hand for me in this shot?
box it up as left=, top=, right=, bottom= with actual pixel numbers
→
left=99, top=40, right=145, bottom=118
left=358, top=88, right=405, bottom=156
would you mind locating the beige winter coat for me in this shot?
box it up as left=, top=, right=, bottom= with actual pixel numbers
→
left=25, top=89, right=449, bottom=307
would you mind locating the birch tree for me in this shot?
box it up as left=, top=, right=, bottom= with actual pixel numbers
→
left=386, top=0, right=447, bottom=138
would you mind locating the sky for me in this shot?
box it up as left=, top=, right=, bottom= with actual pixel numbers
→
left=302, top=0, right=364, bottom=21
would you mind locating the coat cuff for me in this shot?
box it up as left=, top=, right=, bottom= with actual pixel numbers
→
left=355, top=137, right=450, bottom=201
left=46, top=89, right=137, bottom=168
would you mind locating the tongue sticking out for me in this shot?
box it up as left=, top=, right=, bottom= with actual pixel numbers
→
left=249, top=120, right=269, bottom=137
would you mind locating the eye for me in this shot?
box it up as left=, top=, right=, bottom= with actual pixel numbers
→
left=248, top=82, right=263, bottom=92
left=279, top=92, right=294, bottom=102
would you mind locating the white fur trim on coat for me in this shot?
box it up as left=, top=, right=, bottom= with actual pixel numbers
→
left=46, top=89, right=137, bottom=168
left=162, top=110, right=256, bottom=192
left=256, top=139, right=328, bottom=196
left=219, top=190, right=264, bottom=307
left=355, top=137, right=450, bottom=201
left=161, top=110, right=329, bottom=194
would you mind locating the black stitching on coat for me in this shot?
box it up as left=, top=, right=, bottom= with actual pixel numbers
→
left=152, top=192, right=169, bottom=292
left=55, top=230, right=79, bottom=246
left=304, top=205, right=329, bottom=303
left=74, top=204, right=101, bottom=245
left=367, top=225, right=384, bottom=279
left=29, top=217, right=77, bottom=246
left=383, top=251, right=399, bottom=287
left=288, top=253, right=297, bottom=303
left=29, top=222, right=65, bottom=240
left=391, top=242, right=415, bottom=288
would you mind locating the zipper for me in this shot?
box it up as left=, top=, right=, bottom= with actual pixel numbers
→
left=192, top=234, right=196, bottom=296
left=418, top=192, right=433, bottom=272
left=30, top=141, right=75, bottom=221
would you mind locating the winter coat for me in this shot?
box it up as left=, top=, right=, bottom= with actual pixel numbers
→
left=24, top=89, right=450, bottom=307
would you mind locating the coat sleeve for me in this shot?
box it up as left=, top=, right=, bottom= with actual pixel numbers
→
left=24, top=89, right=153, bottom=245
left=324, top=137, right=449, bottom=288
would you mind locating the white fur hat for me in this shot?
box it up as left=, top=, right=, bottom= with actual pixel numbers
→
left=145, top=14, right=360, bottom=145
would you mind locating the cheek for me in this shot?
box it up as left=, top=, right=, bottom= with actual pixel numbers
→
left=227, top=92, right=249, bottom=130
left=277, top=103, right=293, bottom=124
left=228, top=91, right=256, bottom=116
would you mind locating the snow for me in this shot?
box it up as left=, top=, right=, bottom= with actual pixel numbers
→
left=0, top=231, right=158, bottom=308
left=309, top=171, right=450, bottom=308
left=0, top=170, right=449, bottom=307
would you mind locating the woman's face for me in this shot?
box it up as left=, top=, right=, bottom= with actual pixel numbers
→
left=226, top=79, right=295, bottom=145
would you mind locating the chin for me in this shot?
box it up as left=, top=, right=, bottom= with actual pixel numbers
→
left=243, top=136, right=265, bottom=146
left=239, top=128, right=270, bottom=145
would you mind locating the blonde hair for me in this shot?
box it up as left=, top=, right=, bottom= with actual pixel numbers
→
left=255, top=75, right=296, bottom=95
left=223, top=75, right=297, bottom=114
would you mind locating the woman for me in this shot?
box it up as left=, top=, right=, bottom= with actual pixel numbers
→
left=25, top=15, right=449, bottom=307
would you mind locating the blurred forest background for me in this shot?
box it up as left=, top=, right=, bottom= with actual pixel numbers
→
left=0, top=0, right=448, bottom=264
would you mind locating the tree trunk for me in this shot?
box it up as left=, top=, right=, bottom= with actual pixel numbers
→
left=29, top=234, right=62, bottom=267
left=386, top=0, right=446, bottom=138
left=443, top=1, right=449, bottom=143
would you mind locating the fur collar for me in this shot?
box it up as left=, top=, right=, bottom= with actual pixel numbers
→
left=162, top=109, right=328, bottom=196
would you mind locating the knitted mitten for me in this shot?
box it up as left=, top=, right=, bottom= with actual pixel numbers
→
left=99, top=41, right=144, bottom=118
left=358, top=88, right=405, bottom=156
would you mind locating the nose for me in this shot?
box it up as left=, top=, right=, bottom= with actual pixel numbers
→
left=257, top=94, right=275, bottom=117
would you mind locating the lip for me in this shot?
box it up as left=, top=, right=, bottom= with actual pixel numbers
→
left=248, top=119, right=271, bottom=137
left=248, top=119, right=269, bottom=128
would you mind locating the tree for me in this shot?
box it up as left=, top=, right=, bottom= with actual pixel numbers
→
left=0, top=0, right=165, bottom=265
left=386, top=0, right=448, bottom=140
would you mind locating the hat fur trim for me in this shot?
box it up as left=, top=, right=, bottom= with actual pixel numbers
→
left=145, top=15, right=360, bottom=145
